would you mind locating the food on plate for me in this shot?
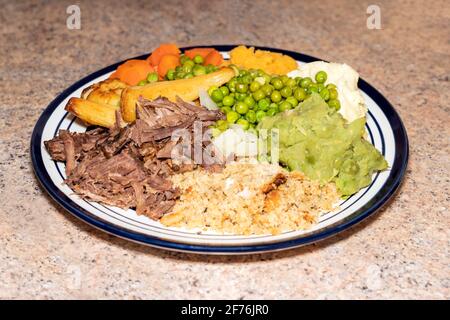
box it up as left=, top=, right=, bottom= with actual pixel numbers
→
left=46, top=97, right=224, bottom=218
left=47, top=43, right=388, bottom=235
left=156, top=54, right=180, bottom=79
left=120, top=67, right=235, bottom=122
left=212, top=125, right=258, bottom=158
left=65, top=97, right=119, bottom=128
left=146, top=43, right=181, bottom=66
left=109, top=59, right=156, bottom=86
left=257, top=93, right=388, bottom=196
left=168, top=53, right=219, bottom=81
left=81, top=78, right=128, bottom=108
left=208, top=66, right=342, bottom=132
left=160, top=161, right=338, bottom=235
left=230, top=45, right=298, bottom=75
left=288, top=61, right=366, bottom=122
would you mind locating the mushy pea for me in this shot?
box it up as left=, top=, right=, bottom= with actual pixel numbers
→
left=257, top=93, right=388, bottom=196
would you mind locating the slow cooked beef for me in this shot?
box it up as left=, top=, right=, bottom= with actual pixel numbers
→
left=45, top=97, right=225, bottom=219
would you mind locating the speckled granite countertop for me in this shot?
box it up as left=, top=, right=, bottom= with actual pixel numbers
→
left=0, top=0, right=448, bottom=299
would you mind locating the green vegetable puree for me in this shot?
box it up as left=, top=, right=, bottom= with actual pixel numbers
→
left=257, top=93, right=388, bottom=196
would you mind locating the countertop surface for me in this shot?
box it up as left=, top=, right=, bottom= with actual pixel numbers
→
left=0, top=0, right=448, bottom=299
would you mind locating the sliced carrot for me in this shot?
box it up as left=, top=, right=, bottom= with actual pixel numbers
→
left=184, top=48, right=215, bottom=59
left=147, top=43, right=180, bottom=67
left=114, top=60, right=154, bottom=86
left=204, top=50, right=223, bottom=66
left=157, top=54, right=180, bottom=78
left=109, top=71, right=119, bottom=79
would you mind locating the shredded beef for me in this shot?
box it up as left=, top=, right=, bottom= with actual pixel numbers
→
left=45, top=97, right=225, bottom=219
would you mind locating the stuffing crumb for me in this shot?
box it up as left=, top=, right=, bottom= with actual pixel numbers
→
left=160, top=161, right=339, bottom=235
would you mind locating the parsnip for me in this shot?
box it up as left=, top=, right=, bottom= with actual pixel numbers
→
left=65, top=97, right=118, bottom=128
left=120, top=67, right=235, bottom=122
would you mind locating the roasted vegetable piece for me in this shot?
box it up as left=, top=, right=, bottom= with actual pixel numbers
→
left=204, top=50, right=223, bottom=66
left=66, top=97, right=118, bottom=128
left=184, top=48, right=215, bottom=59
left=120, top=67, right=235, bottom=122
left=147, top=43, right=180, bottom=66
left=110, top=60, right=155, bottom=86
left=82, top=78, right=128, bottom=108
left=157, top=54, right=180, bottom=78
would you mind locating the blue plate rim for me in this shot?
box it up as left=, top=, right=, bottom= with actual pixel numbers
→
left=30, top=45, right=409, bottom=254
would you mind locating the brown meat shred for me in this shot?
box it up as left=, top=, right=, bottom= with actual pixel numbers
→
left=45, top=97, right=225, bottom=219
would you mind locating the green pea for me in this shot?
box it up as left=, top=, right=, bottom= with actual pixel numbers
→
left=235, top=101, right=249, bottom=114
left=236, top=83, right=248, bottom=93
left=326, top=83, right=337, bottom=90
left=236, top=118, right=250, bottom=130
left=317, top=83, right=325, bottom=92
left=216, top=119, right=229, bottom=131
left=205, top=64, right=217, bottom=73
left=257, top=69, right=266, bottom=77
left=280, top=75, right=289, bottom=85
left=271, top=90, right=282, bottom=103
left=239, top=69, right=248, bottom=76
left=175, top=71, right=185, bottom=79
left=307, top=83, right=319, bottom=94
left=319, top=88, right=330, bottom=101
left=315, top=71, right=327, bottom=83
left=182, top=64, right=193, bottom=73
left=235, top=92, right=246, bottom=101
left=266, top=108, right=277, bottom=116
left=221, top=106, right=232, bottom=114
left=146, top=72, right=158, bottom=83
left=258, top=98, right=270, bottom=111
left=243, top=96, right=256, bottom=108
left=226, top=111, right=240, bottom=123
left=180, top=55, right=190, bottom=64
left=269, top=102, right=279, bottom=110
left=280, top=86, right=292, bottom=98
left=183, top=60, right=195, bottom=68
left=242, top=75, right=253, bottom=84
left=295, top=77, right=303, bottom=85
left=249, top=69, right=258, bottom=78
left=227, top=78, right=237, bottom=92
left=279, top=101, right=293, bottom=112
left=166, top=69, right=175, bottom=80
left=329, top=88, right=338, bottom=100
left=216, top=101, right=223, bottom=107
left=328, top=99, right=341, bottom=110
left=137, top=80, right=147, bottom=86
left=193, top=65, right=206, bottom=76
left=300, top=77, right=312, bottom=88
left=250, top=81, right=261, bottom=92
left=245, top=110, right=257, bottom=123
left=256, top=110, right=267, bottom=122
left=285, top=96, right=298, bottom=107
left=222, top=95, right=235, bottom=107
left=294, top=88, right=307, bottom=101
left=286, top=78, right=297, bottom=88
left=208, top=86, right=218, bottom=96
left=263, top=74, right=272, bottom=85
left=193, top=54, right=204, bottom=64
left=271, top=77, right=284, bottom=90
left=261, top=84, right=274, bottom=96
left=220, top=86, right=230, bottom=96
left=211, top=89, right=224, bottom=102
left=252, top=90, right=266, bottom=101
